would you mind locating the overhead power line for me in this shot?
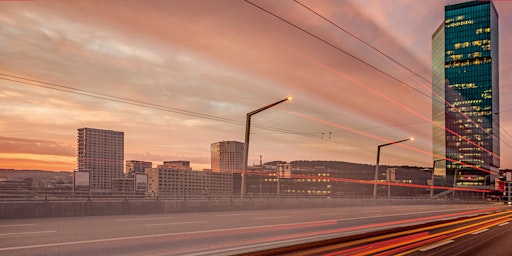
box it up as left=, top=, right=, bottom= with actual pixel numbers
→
left=243, top=0, right=437, bottom=103
left=1, top=73, right=430, bottom=164
left=293, top=0, right=512, bottom=149
left=0, top=73, right=351, bottom=144
left=243, top=0, right=511, bottom=156
left=0, top=73, right=242, bottom=125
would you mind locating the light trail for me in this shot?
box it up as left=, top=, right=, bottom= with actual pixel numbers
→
left=290, top=174, right=488, bottom=193
left=0, top=219, right=338, bottom=252
left=285, top=210, right=512, bottom=256
left=288, top=110, right=495, bottom=175
left=243, top=170, right=492, bottom=193
left=290, top=53, right=500, bottom=163
left=323, top=232, right=430, bottom=256
left=358, top=214, right=510, bottom=255
left=168, top=208, right=502, bottom=256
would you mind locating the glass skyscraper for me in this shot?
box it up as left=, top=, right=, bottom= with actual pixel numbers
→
left=432, top=1, right=499, bottom=190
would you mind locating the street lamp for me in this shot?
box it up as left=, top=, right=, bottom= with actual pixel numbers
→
left=386, top=168, right=396, bottom=199
left=241, top=97, right=292, bottom=198
left=482, top=175, right=490, bottom=200
left=373, top=138, right=413, bottom=199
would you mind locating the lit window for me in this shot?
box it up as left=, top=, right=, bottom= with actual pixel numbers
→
left=451, top=54, right=463, bottom=60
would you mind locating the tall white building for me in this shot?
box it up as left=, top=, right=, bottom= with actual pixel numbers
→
left=211, top=141, right=244, bottom=173
left=78, top=128, right=124, bottom=193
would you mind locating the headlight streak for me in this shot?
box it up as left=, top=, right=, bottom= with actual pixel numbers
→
left=285, top=54, right=501, bottom=165
left=168, top=208, right=503, bottom=256
left=243, top=170, right=492, bottom=194
left=320, top=210, right=512, bottom=256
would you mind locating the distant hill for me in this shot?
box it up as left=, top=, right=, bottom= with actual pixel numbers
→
left=0, top=169, right=71, bottom=181
left=266, top=160, right=423, bottom=170
left=264, top=160, right=429, bottom=181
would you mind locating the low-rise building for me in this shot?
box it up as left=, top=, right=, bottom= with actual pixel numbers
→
left=146, top=164, right=233, bottom=197
left=126, top=160, right=152, bottom=178
left=157, top=161, right=192, bottom=171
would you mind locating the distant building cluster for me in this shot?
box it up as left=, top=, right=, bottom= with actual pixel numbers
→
left=0, top=177, right=33, bottom=192
left=0, top=170, right=72, bottom=195
left=125, top=160, right=152, bottom=177
left=72, top=127, right=440, bottom=198
left=74, top=1, right=506, bottom=201
left=1, top=1, right=509, bottom=200
left=75, top=128, right=242, bottom=197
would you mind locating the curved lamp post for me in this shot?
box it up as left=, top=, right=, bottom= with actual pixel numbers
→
left=373, top=138, right=413, bottom=199
left=241, top=97, right=292, bottom=199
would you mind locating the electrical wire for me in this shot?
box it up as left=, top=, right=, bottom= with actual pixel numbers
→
left=243, top=0, right=508, bottom=161
left=0, top=73, right=432, bottom=166
left=293, top=0, right=512, bottom=150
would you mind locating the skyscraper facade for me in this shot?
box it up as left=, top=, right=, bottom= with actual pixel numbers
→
left=432, top=1, right=499, bottom=189
left=78, top=128, right=124, bottom=193
left=211, top=141, right=244, bottom=173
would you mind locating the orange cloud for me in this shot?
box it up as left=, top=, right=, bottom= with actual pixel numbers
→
left=0, top=136, right=75, bottom=156
left=0, top=155, right=75, bottom=172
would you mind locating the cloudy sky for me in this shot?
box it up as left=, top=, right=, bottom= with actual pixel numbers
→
left=1, top=0, right=511, bottom=172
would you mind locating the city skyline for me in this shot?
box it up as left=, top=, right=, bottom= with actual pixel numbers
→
left=1, top=0, right=511, bottom=172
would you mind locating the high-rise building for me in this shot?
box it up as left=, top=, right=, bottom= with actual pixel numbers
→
left=77, top=128, right=124, bottom=193
left=211, top=141, right=244, bottom=173
left=432, top=1, right=499, bottom=189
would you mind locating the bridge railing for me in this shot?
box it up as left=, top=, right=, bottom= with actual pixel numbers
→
left=0, top=189, right=489, bottom=202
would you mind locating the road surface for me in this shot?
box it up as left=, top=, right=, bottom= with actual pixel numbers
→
left=0, top=203, right=506, bottom=255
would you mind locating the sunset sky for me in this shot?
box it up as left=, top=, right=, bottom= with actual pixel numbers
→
left=1, top=0, right=511, bottom=172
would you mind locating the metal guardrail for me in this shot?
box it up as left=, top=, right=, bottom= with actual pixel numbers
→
left=0, top=189, right=490, bottom=202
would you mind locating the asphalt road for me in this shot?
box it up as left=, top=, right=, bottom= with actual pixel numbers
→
left=0, top=203, right=507, bottom=256
left=408, top=211, right=512, bottom=256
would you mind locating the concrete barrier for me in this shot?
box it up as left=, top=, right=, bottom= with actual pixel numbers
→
left=0, top=198, right=490, bottom=219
